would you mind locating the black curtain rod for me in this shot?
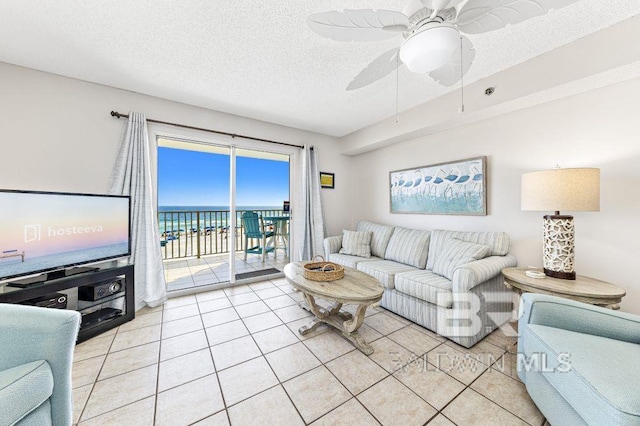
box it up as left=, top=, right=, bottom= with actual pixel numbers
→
left=110, top=111, right=305, bottom=149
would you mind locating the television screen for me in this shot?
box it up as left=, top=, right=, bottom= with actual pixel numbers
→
left=0, top=190, right=130, bottom=281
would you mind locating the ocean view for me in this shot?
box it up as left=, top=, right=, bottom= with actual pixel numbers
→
left=157, top=206, right=284, bottom=235
left=157, top=146, right=290, bottom=260
left=159, top=206, right=280, bottom=212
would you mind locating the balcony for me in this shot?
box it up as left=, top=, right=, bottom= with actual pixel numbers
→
left=159, top=209, right=290, bottom=292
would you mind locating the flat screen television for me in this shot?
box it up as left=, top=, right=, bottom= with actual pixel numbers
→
left=0, top=190, right=131, bottom=282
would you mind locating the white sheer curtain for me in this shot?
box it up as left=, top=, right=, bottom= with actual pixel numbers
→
left=297, top=146, right=326, bottom=260
left=108, top=112, right=167, bottom=310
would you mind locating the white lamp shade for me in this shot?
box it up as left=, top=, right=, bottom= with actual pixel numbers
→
left=399, top=23, right=459, bottom=73
left=521, top=168, right=600, bottom=212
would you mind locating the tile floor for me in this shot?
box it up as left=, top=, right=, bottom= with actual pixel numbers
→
left=164, top=253, right=289, bottom=292
left=72, top=278, right=548, bottom=426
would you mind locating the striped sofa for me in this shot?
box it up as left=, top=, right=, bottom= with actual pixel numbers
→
left=323, top=220, right=517, bottom=348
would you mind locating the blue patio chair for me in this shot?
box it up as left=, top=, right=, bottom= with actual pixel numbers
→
left=241, top=211, right=274, bottom=262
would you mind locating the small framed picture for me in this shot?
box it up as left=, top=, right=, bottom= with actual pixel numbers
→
left=320, top=172, right=335, bottom=189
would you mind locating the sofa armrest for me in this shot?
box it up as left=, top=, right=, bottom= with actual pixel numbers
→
left=0, top=360, right=54, bottom=425
left=452, top=254, right=517, bottom=293
left=519, top=293, right=640, bottom=344
left=0, top=303, right=81, bottom=426
left=323, top=235, right=343, bottom=259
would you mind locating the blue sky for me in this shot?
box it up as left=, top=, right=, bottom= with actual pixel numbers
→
left=158, top=147, right=289, bottom=206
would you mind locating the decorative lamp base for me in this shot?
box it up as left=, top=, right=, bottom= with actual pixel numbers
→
left=543, top=267, right=576, bottom=280
left=542, top=214, right=576, bottom=280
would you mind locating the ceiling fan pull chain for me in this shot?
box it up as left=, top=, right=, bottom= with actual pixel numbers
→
left=459, top=35, right=465, bottom=113
left=396, top=52, right=400, bottom=123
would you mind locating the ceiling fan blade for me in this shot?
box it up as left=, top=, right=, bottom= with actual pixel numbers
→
left=428, top=36, right=476, bottom=87
left=347, top=48, right=402, bottom=91
left=457, top=0, right=580, bottom=34
left=420, top=0, right=464, bottom=11
left=307, top=9, right=409, bottom=42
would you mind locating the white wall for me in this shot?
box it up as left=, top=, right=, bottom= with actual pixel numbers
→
left=0, top=61, right=352, bottom=240
left=3, top=60, right=638, bottom=313
left=351, top=78, right=640, bottom=314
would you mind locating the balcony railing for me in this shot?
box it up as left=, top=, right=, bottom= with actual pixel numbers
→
left=159, top=209, right=286, bottom=260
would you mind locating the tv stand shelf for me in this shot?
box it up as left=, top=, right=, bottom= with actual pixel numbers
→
left=0, top=264, right=134, bottom=343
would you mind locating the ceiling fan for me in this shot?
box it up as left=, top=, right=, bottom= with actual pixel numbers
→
left=307, top=0, right=580, bottom=90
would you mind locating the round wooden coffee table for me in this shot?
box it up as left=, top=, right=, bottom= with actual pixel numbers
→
left=284, top=262, right=384, bottom=355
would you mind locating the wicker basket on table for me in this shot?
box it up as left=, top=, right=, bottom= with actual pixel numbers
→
left=303, top=256, right=344, bottom=282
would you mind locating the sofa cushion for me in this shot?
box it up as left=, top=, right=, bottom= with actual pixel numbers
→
left=0, top=360, right=53, bottom=426
left=356, top=221, right=395, bottom=259
left=356, top=260, right=418, bottom=289
left=384, top=228, right=431, bottom=269
left=432, top=239, right=491, bottom=280
left=328, top=253, right=382, bottom=269
left=395, top=270, right=453, bottom=308
left=523, top=324, right=640, bottom=426
left=427, top=229, right=510, bottom=270
left=339, top=230, right=372, bottom=258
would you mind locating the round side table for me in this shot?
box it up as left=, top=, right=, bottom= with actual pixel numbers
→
left=502, top=267, right=626, bottom=310
left=501, top=267, right=626, bottom=354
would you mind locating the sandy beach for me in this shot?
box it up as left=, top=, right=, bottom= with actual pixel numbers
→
left=160, top=228, right=288, bottom=260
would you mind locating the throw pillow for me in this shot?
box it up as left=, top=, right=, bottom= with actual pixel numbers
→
left=384, top=227, right=431, bottom=269
left=355, top=221, right=395, bottom=258
left=339, top=230, right=372, bottom=258
left=432, top=238, right=491, bottom=280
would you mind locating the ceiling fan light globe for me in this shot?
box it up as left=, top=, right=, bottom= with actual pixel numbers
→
left=399, top=23, right=459, bottom=73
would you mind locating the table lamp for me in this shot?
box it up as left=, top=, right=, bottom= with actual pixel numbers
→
left=521, top=167, right=600, bottom=280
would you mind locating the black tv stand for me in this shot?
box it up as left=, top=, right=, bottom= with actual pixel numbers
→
left=6, top=275, right=47, bottom=288
left=7, top=266, right=103, bottom=288
left=0, top=264, right=135, bottom=343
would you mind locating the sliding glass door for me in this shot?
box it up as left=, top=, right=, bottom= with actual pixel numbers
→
left=234, top=148, right=290, bottom=281
left=157, top=139, right=232, bottom=292
left=156, top=138, right=291, bottom=292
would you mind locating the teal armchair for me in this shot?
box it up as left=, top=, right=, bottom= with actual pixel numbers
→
left=518, top=293, right=640, bottom=426
left=241, top=211, right=274, bottom=262
left=0, top=303, right=81, bottom=426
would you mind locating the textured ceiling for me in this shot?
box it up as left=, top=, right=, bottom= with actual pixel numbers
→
left=1, top=1, right=639, bottom=137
